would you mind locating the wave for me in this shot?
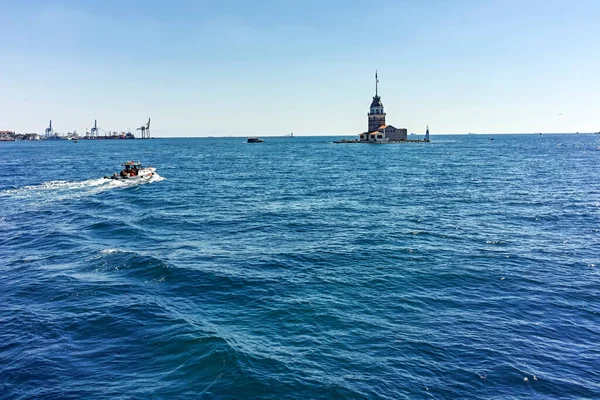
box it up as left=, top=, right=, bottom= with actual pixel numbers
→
left=0, top=173, right=165, bottom=202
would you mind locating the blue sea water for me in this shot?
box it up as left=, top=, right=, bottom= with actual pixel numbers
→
left=0, top=135, right=599, bottom=399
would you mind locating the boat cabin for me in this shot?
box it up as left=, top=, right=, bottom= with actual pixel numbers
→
left=120, top=161, right=143, bottom=177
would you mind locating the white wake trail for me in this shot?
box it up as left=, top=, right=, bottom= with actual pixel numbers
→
left=0, top=173, right=165, bottom=201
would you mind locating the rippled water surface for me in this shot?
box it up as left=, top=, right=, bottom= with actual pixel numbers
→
left=1, top=135, right=599, bottom=399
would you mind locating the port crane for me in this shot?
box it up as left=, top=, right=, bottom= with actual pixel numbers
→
left=90, top=119, right=99, bottom=137
left=86, top=120, right=112, bottom=138
left=136, top=118, right=151, bottom=138
left=45, top=120, right=54, bottom=138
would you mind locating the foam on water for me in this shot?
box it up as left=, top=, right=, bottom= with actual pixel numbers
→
left=0, top=173, right=165, bottom=202
left=100, top=248, right=126, bottom=254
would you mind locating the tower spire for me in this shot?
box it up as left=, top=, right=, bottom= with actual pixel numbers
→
left=375, top=70, right=379, bottom=97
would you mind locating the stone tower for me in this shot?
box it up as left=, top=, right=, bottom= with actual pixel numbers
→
left=368, top=71, right=386, bottom=133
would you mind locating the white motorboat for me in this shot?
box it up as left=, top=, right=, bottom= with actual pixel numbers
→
left=105, top=161, right=156, bottom=180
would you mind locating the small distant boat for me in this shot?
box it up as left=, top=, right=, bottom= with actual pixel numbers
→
left=73, top=139, right=78, bottom=143
left=247, top=137, right=264, bottom=143
left=284, top=132, right=294, bottom=138
left=104, top=161, right=156, bottom=180
left=489, top=138, right=495, bottom=141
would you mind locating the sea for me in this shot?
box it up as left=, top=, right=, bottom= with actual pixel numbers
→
left=1, top=134, right=599, bottom=399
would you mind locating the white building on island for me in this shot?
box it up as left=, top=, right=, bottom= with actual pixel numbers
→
left=359, top=72, right=407, bottom=142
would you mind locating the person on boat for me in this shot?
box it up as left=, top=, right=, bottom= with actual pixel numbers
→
left=120, top=164, right=131, bottom=177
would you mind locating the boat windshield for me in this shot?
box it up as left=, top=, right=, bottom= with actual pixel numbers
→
left=121, top=161, right=143, bottom=168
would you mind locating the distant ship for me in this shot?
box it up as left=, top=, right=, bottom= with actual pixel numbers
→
left=284, top=132, right=294, bottom=138
left=247, top=137, right=264, bottom=143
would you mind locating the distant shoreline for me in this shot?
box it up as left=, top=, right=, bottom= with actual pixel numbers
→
left=1, top=132, right=598, bottom=141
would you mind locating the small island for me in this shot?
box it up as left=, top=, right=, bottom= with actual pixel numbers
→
left=335, top=72, right=430, bottom=144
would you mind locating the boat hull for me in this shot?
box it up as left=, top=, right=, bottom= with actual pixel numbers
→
left=104, top=167, right=156, bottom=180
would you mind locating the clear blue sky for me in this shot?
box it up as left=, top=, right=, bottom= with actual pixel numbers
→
left=1, top=0, right=599, bottom=136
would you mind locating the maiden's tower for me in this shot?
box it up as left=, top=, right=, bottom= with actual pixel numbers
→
left=359, top=72, right=407, bottom=142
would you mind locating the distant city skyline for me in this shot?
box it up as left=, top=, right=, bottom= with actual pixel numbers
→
left=1, top=0, right=599, bottom=136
